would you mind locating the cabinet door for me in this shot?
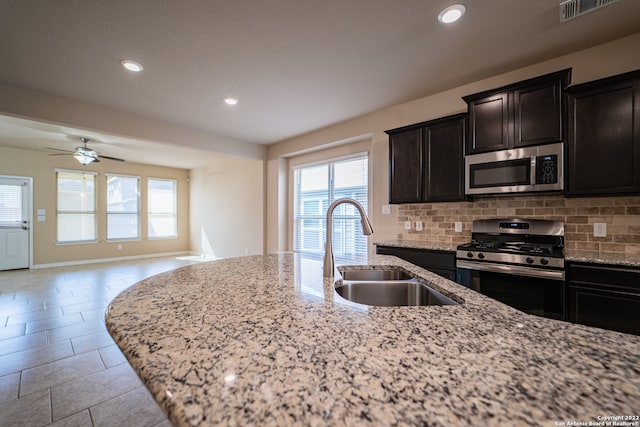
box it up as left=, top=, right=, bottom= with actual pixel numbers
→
left=568, top=76, right=640, bottom=195
left=466, top=93, right=510, bottom=154
left=513, top=79, right=563, bottom=147
left=568, top=262, right=640, bottom=336
left=375, top=246, right=457, bottom=280
left=425, top=117, right=465, bottom=201
left=388, top=128, right=423, bottom=203
left=569, top=286, right=640, bottom=336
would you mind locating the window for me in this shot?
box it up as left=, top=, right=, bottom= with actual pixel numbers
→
left=0, top=183, right=22, bottom=226
left=57, top=170, right=97, bottom=243
left=107, top=174, right=140, bottom=240
left=148, top=178, right=177, bottom=239
left=293, top=155, right=368, bottom=262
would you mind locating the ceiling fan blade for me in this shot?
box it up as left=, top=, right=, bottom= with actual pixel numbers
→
left=45, top=147, right=73, bottom=153
left=99, top=155, right=125, bottom=162
left=49, top=153, right=70, bottom=156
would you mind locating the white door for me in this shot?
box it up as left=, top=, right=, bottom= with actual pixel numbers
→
left=0, top=177, right=30, bottom=270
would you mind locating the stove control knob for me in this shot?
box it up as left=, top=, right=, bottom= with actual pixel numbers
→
left=526, top=257, right=534, bottom=264
left=466, top=252, right=474, bottom=258
left=477, top=253, right=485, bottom=259
left=540, top=258, right=549, bottom=265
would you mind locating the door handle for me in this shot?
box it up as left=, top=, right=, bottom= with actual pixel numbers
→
left=22, top=221, right=28, bottom=231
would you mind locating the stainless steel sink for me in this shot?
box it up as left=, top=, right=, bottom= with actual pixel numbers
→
left=339, top=268, right=412, bottom=281
left=335, top=279, right=459, bottom=307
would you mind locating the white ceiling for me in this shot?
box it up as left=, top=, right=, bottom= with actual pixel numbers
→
left=1, top=0, right=639, bottom=167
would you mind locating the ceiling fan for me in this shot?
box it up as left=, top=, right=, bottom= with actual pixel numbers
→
left=47, top=137, right=125, bottom=165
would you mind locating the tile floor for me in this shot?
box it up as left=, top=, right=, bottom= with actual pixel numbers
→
left=0, top=256, right=201, bottom=427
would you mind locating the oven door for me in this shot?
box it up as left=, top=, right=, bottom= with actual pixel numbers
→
left=457, top=260, right=565, bottom=320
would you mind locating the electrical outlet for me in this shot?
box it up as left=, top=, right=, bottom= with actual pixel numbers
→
left=404, top=221, right=412, bottom=230
left=415, top=221, right=423, bottom=231
left=455, top=222, right=463, bottom=232
left=382, top=205, right=391, bottom=215
left=593, top=223, right=607, bottom=237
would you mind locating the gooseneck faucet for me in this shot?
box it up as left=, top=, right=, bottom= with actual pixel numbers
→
left=323, top=198, right=373, bottom=277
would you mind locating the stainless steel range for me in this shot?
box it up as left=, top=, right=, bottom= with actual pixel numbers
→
left=456, top=218, right=565, bottom=320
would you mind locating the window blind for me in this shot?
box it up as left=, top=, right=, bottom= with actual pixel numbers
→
left=0, top=184, right=22, bottom=226
left=148, top=178, right=177, bottom=238
left=57, top=170, right=97, bottom=243
left=293, top=155, right=368, bottom=262
left=106, top=174, right=140, bottom=240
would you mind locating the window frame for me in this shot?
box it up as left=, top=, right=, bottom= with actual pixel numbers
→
left=147, top=177, right=178, bottom=240
left=106, top=173, right=141, bottom=241
left=56, top=169, right=98, bottom=244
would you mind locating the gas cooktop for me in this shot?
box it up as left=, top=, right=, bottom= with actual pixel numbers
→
left=456, top=218, right=565, bottom=269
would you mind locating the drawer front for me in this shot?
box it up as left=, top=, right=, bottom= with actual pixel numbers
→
left=569, top=263, right=640, bottom=293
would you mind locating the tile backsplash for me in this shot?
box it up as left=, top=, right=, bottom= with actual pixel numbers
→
left=397, top=195, right=640, bottom=253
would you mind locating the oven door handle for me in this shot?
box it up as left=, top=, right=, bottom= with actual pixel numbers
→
left=456, top=259, right=565, bottom=281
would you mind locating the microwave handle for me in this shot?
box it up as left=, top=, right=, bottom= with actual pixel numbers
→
left=530, top=156, right=536, bottom=186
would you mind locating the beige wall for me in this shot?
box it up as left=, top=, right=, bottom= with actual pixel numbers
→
left=189, top=155, right=264, bottom=259
left=0, top=146, right=190, bottom=266
left=266, top=32, right=640, bottom=254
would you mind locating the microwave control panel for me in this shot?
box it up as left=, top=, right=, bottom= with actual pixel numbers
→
left=535, top=154, right=558, bottom=184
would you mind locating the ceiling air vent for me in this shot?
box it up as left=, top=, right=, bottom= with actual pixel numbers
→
left=559, top=0, right=619, bottom=22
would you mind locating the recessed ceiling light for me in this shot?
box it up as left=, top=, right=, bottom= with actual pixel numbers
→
left=121, top=60, right=144, bottom=72
left=224, top=97, right=239, bottom=106
left=438, top=4, right=466, bottom=24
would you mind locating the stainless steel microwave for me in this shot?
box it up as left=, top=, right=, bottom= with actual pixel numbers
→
left=465, top=142, right=564, bottom=195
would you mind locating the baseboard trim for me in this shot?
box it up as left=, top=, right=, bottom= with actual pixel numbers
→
left=32, top=251, right=193, bottom=269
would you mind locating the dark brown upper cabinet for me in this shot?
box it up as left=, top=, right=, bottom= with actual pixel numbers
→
left=463, top=69, right=571, bottom=155
left=387, top=126, right=423, bottom=203
left=386, top=114, right=466, bottom=204
left=566, top=69, right=640, bottom=196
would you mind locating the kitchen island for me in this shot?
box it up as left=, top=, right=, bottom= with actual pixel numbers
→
left=106, top=253, right=640, bottom=427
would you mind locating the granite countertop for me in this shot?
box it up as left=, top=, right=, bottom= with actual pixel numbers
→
left=376, top=239, right=640, bottom=267
left=106, top=253, right=640, bottom=427
left=564, top=249, right=640, bottom=267
left=374, top=239, right=458, bottom=252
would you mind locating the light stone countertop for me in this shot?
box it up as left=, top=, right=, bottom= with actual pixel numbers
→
left=106, top=253, right=640, bottom=427
left=564, top=249, right=640, bottom=268
left=375, top=239, right=458, bottom=252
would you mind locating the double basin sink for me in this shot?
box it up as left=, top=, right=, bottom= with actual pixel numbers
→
left=335, top=267, right=459, bottom=307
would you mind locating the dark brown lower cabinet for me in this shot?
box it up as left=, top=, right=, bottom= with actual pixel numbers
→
left=375, top=245, right=457, bottom=281
left=568, top=262, right=640, bottom=336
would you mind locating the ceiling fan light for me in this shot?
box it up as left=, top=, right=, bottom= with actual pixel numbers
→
left=74, top=151, right=96, bottom=165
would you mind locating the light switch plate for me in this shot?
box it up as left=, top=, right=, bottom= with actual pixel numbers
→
left=404, top=221, right=412, bottom=230
left=455, top=222, right=463, bottom=232
left=593, top=222, right=607, bottom=237
left=382, top=205, right=391, bottom=215
left=415, top=221, right=423, bottom=231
